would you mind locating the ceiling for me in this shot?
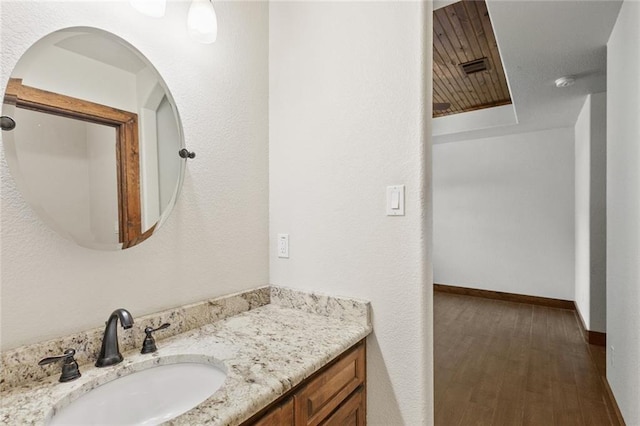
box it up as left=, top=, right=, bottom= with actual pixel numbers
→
left=55, top=33, right=147, bottom=74
left=433, top=0, right=511, bottom=117
left=433, top=0, right=623, bottom=143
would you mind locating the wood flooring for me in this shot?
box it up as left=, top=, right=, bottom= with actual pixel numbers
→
left=434, top=291, right=618, bottom=426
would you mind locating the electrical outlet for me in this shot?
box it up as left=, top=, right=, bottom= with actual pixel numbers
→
left=610, top=345, right=615, bottom=368
left=278, top=234, right=289, bottom=258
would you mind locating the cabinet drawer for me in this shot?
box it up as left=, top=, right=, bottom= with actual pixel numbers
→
left=253, top=397, right=294, bottom=426
left=321, top=386, right=365, bottom=426
left=294, top=342, right=366, bottom=426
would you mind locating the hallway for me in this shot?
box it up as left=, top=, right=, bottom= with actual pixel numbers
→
left=434, top=291, right=618, bottom=426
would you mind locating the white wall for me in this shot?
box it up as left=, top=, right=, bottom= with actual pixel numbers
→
left=575, top=96, right=591, bottom=324
left=574, top=92, right=607, bottom=333
left=433, top=127, right=575, bottom=300
left=157, top=96, right=181, bottom=216
left=0, top=1, right=269, bottom=350
left=7, top=109, right=121, bottom=246
left=606, top=1, right=640, bottom=423
left=589, top=92, right=607, bottom=331
left=269, top=2, right=432, bottom=424
left=137, top=67, right=163, bottom=232
left=16, top=44, right=138, bottom=113
left=432, top=104, right=517, bottom=138
left=87, top=122, right=119, bottom=245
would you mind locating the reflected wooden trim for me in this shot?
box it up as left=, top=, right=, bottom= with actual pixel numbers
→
left=5, top=78, right=134, bottom=124
left=122, top=223, right=156, bottom=250
left=5, top=78, right=142, bottom=247
left=433, top=283, right=576, bottom=310
left=117, top=116, right=142, bottom=246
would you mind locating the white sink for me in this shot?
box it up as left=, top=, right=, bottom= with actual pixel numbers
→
left=48, top=362, right=227, bottom=425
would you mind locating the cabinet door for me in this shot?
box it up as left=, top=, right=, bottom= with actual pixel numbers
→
left=253, top=397, right=294, bottom=426
left=294, top=342, right=366, bottom=426
left=320, top=386, right=365, bottom=426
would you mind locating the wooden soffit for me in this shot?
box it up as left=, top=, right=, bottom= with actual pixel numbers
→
left=433, top=0, right=512, bottom=118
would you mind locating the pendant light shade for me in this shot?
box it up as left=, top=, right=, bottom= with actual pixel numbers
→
left=129, top=0, right=166, bottom=18
left=187, top=0, right=218, bottom=44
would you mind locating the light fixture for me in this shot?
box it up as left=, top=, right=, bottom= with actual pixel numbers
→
left=187, top=0, right=218, bottom=44
left=129, top=0, right=166, bottom=18
left=555, top=76, right=576, bottom=88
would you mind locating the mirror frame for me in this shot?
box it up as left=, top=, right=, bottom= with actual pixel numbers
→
left=4, top=78, right=149, bottom=247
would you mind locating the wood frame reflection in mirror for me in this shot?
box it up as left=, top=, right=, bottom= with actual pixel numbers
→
left=3, top=78, right=150, bottom=248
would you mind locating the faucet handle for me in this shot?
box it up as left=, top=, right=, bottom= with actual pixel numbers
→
left=38, top=349, right=82, bottom=382
left=141, top=323, right=170, bottom=354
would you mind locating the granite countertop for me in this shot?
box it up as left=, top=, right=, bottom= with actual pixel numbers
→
left=0, top=288, right=372, bottom=425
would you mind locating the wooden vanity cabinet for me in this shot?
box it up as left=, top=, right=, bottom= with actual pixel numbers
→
left=253, top=398, right=294, bottom=426
left=243, top=340, right=366, bottom=426
left=320, top=386, right=365, bottom=426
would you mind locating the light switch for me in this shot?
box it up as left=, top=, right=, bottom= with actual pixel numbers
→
left=391, top=191, right=400, bottom=209
left=386, top=185, right=405, bottom=216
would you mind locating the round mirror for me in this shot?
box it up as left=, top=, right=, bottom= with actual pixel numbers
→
left=1, top=27, right=185, bottom=250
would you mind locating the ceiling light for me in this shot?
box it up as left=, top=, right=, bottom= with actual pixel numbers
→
left=129, top=0, right=166, bottom=18
left=555, top=76, right=575, bottom=88
left=187, top=0, right=218, bottom=44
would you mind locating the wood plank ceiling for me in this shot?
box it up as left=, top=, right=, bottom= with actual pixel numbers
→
left=433, top=0, right=512, bottom=118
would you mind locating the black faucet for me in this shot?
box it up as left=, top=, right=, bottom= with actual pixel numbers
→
left=95, top=308, right=134, bottom=367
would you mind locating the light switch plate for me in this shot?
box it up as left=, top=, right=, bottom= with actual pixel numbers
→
left=386, top=185, right=405, bottom=216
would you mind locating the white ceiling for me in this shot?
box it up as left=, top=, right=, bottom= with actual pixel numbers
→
left=434, top=0, right=623, bottom=143
left=55, top=33, right=147, bottom=75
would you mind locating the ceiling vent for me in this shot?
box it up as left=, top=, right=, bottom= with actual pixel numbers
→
left=460, top=58, right=489, bottom=75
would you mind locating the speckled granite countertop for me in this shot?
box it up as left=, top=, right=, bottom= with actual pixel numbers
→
left=0, top=287, right=372, bottom=425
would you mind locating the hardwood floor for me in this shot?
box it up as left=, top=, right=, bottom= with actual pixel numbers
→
left=434, top=291, right=618, bottom=426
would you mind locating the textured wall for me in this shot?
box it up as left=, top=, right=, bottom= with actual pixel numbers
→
left=606, top=1, right=640, bottom=423
left=588, top=92, right=607, bottom=334
left=575, top=95, right=592, bottom=326
left=433, top=127, right=575, bottom=300
left=574, top=93, right=607, bottom=333
left=269, top=2, right=433, bottom=424
left=0, top=1, right=269, bottom=350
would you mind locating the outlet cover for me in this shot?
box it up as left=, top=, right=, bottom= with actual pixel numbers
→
left=278, top=234, right=289, bottom=258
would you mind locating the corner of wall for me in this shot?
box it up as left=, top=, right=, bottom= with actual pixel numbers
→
left=574, top=94, right=592, bottom=330
left=606, top=1, right=640, bottom=423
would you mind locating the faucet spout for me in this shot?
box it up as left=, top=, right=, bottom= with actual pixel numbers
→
left=95, top=308, right=133, bottom=367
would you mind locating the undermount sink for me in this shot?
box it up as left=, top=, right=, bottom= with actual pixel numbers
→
left=48, top=362, right=227, bottom=425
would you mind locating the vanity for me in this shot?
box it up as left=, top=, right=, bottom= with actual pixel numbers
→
left=0, top=24, right=371, bottom=426
left=245, top=340, right=366, bottom=426
left=0, top=286, right=371, bottom=425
